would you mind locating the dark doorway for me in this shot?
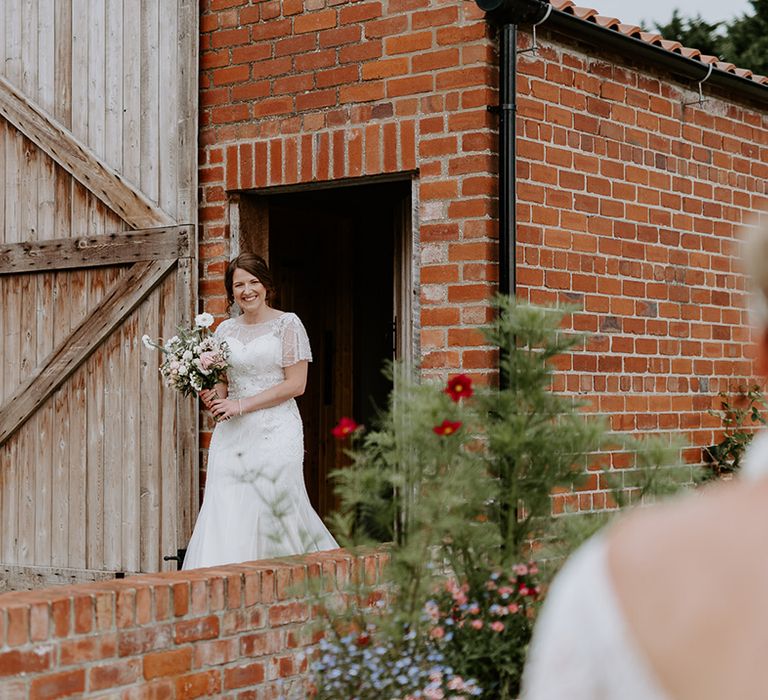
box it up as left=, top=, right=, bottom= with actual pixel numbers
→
left=241, top=179, right=412, bottom=517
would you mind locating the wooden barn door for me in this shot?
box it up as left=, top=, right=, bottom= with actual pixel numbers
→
left=0, top=0, right=198, bottom=588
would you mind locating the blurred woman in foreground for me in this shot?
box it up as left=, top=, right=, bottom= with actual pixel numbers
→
left=521, top=223, right=768, bottom=700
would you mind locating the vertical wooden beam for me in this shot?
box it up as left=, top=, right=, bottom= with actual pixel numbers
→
left=175, top=225, right=198, bottom=547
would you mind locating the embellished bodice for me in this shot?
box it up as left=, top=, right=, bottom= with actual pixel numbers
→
left=214, top=313, right=312, bottom=400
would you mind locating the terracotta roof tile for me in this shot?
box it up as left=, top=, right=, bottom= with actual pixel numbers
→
left=638, top=32, right=663, bottom=45
left=570, top=6, right=598, bottom=20
left=592, top=15, right=620, bottom=29
left=680, top=47, right=702, bottom=60
left=547, top=0, right=766, bottom=87
left=716, top=61, right=736, bottom=73
left=659, top=39, right=683, bottom=53
left=616, top=24, right=643, bottom=38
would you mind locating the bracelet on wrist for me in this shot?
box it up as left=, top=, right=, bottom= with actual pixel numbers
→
left=238, top=399, right=243, bottom=416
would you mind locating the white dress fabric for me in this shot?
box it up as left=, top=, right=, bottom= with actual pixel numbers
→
left=182, top=313, right=338, bottom=569
left=521, top=535, right=670, bottom=700
left=740, top=429, right=768, bottom=481
left=523, top=430, right=768, bottom=699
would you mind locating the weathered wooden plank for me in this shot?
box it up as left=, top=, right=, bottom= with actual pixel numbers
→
left=0, top=73, right=175, bottom=228
left=0, top=564, right=120, bottom=593
left=159, top=0, right=177, bottom=219
left=177, top=0, right=198, bottom=224
left=140, top=0, right=159, bottom=205
left=121, top=311, right=140, bottom=572
left=159, top=273, right=178, bottom=570
left=138, top=284, right=160, bottom=571
left=103, top=299, right=122, bottom=571
left=85, top=202, right=107, bottom=571
left=53, top=0, right=73, bottom=129
left=71, top=0, right=87, bottom=143
left=176, top=252, right=198, bottom=547
left=0, top=226, right=191, bottom=274
left=67, top=364, right=87, bottom=569
left=0, top=257, right=177, bottom=448
left=88, top=0, right=106, bottom=161
left=105, top=0, right=122, bottom=176
left=4, top=1, right=22, bottom=86
left=122, top=0, right=141, bottom=190
left=66, top=184, right=91, bottom=571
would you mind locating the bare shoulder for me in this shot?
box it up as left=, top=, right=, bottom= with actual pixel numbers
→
left=609, top=478, right=768, bottom=567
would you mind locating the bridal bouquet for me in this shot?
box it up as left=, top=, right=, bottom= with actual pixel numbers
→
left=142, top=312, right=230, bottom=396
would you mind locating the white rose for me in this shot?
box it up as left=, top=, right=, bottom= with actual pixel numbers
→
left=182, top=350, right=193, bottom=361
left=194, top=312, right=214, bottom=328
left=178, top=364, right=188, bottom=375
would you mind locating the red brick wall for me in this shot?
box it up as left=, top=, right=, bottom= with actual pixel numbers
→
left=515, top=29, right=768, bottom=509
left=199, top=0, right=499, bottom=386
left=198, top=1, right=768, bottom=505
left=0, top=549, right=385, bottom=698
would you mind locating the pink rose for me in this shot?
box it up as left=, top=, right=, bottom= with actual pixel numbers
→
left=490, top=621, right=505, bottom=632
left=199, top=351, right=217, bottom=370
left=430, top=626, right=445, bottom=639
left=470, top=619, right=483, bottom=630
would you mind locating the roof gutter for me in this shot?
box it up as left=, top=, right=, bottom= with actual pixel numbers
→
left=479, top=0, right=768, bottom=107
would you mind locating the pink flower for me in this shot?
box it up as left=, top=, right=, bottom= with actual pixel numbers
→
left=508, top=603, right=520, bottom=614
left=468, top=603, right=480, bottom=615
left=453, top=591, right=468, bottom=606
left=199, top=351, right=218, bottom=370
left=490, top=621, right=505, bottom=633
left=499, top=586, right=515, bottom=598
left=430, top=626, right=445, bottom=639
left=470, top=619, right=483, bottom=630
left=513, top=563, right=529, bottom=576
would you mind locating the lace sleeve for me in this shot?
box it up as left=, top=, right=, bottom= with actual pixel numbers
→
left=280, top=314, right=312, bottom=367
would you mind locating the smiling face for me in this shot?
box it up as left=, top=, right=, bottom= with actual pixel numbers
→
left=232, top=267, right=269, bottom=315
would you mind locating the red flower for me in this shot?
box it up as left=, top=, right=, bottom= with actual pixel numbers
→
left=445, top=374, right=473, bottom=402
left=331, top=416, right=359, bottom=439
left=433, top=420, right=463, bottom=436
left=356, top=632, right=371, bottom=647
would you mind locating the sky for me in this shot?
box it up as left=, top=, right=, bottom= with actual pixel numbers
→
left=599, top=0, right=753, bottom=28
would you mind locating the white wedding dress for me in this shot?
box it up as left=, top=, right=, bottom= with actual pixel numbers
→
left=523, top=433, right=768, bottom=699
left=182, top=313, right=338, bottom=569
left=521, top=534, right=671, bottom=699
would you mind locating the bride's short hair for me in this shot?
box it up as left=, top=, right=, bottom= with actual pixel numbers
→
left=225, top=253, right=278, bottom=312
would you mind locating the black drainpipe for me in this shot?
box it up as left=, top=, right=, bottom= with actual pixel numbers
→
left=475, top=0, right=552, bottom=299
left=498, top=23, right=517, bottom=299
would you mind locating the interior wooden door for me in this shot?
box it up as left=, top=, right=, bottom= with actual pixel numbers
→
left=269, top=205, right=355, bottom=517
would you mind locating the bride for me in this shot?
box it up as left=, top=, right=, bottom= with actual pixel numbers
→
left=522, top=220, right=768, bottom=699
left=182, top=253, right=338, bottom=569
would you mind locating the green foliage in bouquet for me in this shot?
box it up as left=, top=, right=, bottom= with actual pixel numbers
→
left=309, top=298, right=689, bottom=700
